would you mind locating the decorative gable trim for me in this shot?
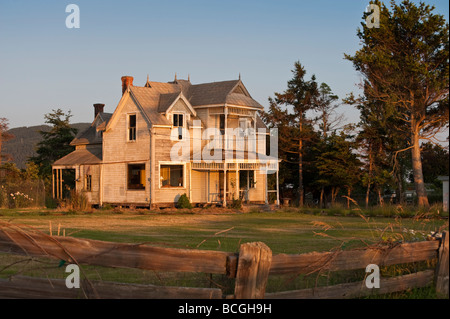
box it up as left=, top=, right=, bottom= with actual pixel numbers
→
left=165, top=92, right=197, bottom=117
left=105, top=89, right=151, bottom=132
left=230, top=80, right=252, bottom=98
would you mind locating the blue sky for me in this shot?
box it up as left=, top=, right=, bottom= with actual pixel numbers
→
left=0, top=0, right=449, bottom=129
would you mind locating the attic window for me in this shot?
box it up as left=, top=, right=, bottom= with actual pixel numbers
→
left=173, top=113, right=184, bottom=140
left=128, top=114, right=136, bottom=141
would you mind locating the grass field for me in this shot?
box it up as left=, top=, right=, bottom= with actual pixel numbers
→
left=0, top=206, right=448, bottom=298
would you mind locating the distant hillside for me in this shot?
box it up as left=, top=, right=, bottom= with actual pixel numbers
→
left=2, top=123, right=90, bottom=169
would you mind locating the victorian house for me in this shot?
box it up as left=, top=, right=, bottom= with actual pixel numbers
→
left=52, top=75, right=279, bottom=208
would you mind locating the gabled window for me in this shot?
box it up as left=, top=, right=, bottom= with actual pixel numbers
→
left=173, top=113, right=184, bottom=140
left=128, top=114, right=136, bottom=141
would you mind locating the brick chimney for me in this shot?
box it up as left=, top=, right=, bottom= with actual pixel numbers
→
left=121, top=76, right=134, bottom=95
left=93, top=103, right=105, bottom=118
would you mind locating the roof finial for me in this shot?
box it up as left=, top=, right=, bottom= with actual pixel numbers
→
left=144, top=74, right=151, bottom=87
left=188, top=74, right=190, bottom=82
left=239, top=72, right=241, bottom=81
left=174, top=73, right=177, bottom=82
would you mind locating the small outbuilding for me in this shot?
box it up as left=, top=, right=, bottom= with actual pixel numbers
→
left=438, top=176, right=449, bottom=213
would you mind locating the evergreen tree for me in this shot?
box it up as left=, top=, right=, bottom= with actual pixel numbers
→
left=263, top=61, right=319, bottom=206
left=315, top=129, right=362, bottom=208
left=0, top=118, right=14, bottom=164
left=345, top=0, right=449, bottom=207
left=314, top=83, right=343, bottom=138
left=311, top=83, right=343, bottom=207
left=417, top=142, right=449, bottom=187
left=29, top=109, right=78, bottom=181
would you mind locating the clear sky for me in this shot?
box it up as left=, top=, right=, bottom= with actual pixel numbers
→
left=0, top=0, right=449, bottom=130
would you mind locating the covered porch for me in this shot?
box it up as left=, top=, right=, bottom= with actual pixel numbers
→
left=52, top=148, right=102, bottom=203
left=190, top=161, right=279, bottom=207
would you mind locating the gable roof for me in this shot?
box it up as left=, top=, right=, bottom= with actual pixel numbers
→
left=70, top=112, right=113, bottom=146
left=226, top=93, right=263, bottom=109
left=188, top=80, right=240, bottom=106
left=129, top=86, right=172, bottom=126
left=158, top=92, right=181, bottom=113
left=107, top=77, right=264, bottom=129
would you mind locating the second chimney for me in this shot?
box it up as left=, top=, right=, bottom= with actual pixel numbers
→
left=94, top=103, right=105, bottom=118
left=121, top=76, right=134, bottom=95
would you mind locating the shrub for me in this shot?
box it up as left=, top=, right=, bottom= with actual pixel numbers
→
left=176, top=194, right=192, bottom=209
left=63, top=189, right=89, bottom=211
left=230, top=198, right=242, bottom=209
left=45, top=196, right=58, bottom=209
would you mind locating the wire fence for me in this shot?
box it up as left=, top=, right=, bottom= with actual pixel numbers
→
left=0, top=179, right=46, bottom=208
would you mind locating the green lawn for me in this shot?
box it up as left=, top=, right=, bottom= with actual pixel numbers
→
left=0, top=207, right=447, bottom=253
left=0, top=207, right=447, bottom=298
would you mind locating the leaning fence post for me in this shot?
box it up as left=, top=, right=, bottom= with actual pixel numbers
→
left=234, top=242, right=272, bottom=299
left=436, top=231, right=449, bottom=297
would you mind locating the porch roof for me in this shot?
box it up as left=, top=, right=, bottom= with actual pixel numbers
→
left=53, top=148, right=102, bottom=168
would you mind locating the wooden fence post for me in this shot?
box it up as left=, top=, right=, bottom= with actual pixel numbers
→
left=234, top=242, right=272, bottom=299
left=436, top=231, right=449, bottom=297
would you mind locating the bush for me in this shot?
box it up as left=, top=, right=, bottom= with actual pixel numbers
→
left=45, top=196, right=58, bottom=209
left=230, top=198, right=242, bottom=209
left=62, top=189, right=89, bottom=211
left=176, top=194, right=192, bottom=209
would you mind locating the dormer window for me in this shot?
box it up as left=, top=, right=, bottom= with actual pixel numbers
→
left=128, top=114, right=136, bottom=141
left=173, top=113, right=184, bottom=140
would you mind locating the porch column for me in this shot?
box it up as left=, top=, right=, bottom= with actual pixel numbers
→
left=223, top=164, right=227, bottom=207
left=224, top=107, right=228, bottom=152
left=60, top=169, right=63, bottom=199
left=247, top=170, right=250, bottom=202
left=235, top=167, right=239, bottom=200
left=265, top=165, right=269, bottom=205
left=276, top=163, right=280, bottom=206
left=52, top=169, right=55, bottom=199
left=56, top=169, right=60, bottom=199
left=207, top=171, right=210, bottom=203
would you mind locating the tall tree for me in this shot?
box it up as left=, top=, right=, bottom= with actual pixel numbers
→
left=269, top=61, right=319, bottom=206
left=356, top=124, right=394, bottom=208
left=315, top=129, right=362, bottom=208
left=345, top=0, right=449, bottom=207
left=0, top=118, right=14, bottom=165
left=417, top=142, right=449, bottom=187
left=29, top=109, right=78, bottom=180
left=311, top=83, right=343, bottom=207
left=314, top=83, right=343, bottom=138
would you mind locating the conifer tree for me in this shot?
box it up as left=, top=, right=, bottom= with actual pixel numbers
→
left=29, top=109, right=78, bottom=181
left=345, top=0, right=449, bottom=207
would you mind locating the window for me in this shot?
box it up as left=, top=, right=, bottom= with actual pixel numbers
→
left=239, top=118, right=249, bottom=137
left=128, top=114, right=136, bottom=141
left=219, top=114, right=225, bottom=135
left=160, top=165, right=184, bottom=187
left=173, top=113, right=184, bottom=140
left=128, top=164, right=145, bottom=190
left=85, top=174, right=92, bottom=191
left=239, top=170, right=256, bottom=189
